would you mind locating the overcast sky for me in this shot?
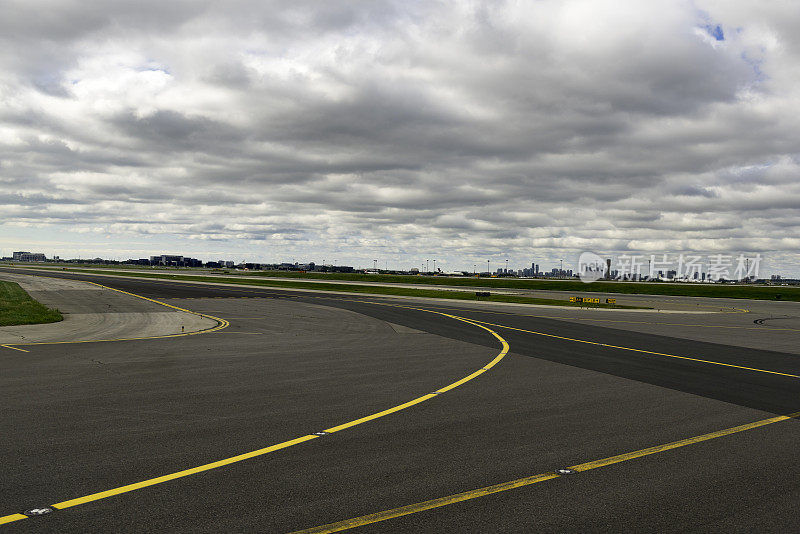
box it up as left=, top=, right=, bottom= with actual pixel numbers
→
left=1, top=1, right=798, bottom=274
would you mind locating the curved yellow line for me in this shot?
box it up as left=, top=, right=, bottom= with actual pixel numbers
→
left=467, top=318, right=800, bottom=379
left=0, top=306, right=508, bottom=524
left=1, top=281, right=229, bottom=349
left=396, top=304, right=796, bottom=331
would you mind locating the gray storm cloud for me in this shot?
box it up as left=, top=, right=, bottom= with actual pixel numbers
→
left=1, top=0, right=799, bottom=272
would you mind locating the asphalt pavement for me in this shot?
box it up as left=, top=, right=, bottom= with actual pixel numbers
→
left=1, top=269, right=798, bottom=532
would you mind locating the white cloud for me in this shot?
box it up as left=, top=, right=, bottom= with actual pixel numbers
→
left=0, top=0, right=798, bottom=274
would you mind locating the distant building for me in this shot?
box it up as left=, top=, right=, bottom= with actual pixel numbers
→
left=12, top=251, right=46, bottom=262
left=150, top=255, right=184, bottom=266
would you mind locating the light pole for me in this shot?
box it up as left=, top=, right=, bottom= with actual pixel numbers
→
left=433, top=259, right=436, bottom=273
left=473, top=264, right=476, bottom=275
left=426, top=259, right=429, bottom=273
left=487, top=259, right=490, bottom=275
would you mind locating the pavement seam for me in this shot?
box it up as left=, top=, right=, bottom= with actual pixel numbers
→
left=465, top=318, right=800, bottom=379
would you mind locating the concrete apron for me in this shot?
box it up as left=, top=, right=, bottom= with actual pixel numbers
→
left=0, top=273, right=217, bottom=344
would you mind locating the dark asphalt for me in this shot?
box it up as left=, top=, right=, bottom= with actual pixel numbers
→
left=1, top=269, right=799, bottom=532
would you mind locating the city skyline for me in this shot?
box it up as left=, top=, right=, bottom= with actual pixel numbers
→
left=2, top=2, right=799, bottom=275
left=3, top=248, right=787, bottom=282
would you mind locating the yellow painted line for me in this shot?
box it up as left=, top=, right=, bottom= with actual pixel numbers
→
left=51, top=435, right=319, bottom=509
left=1, top=307, right=507, bottom=523
left=3, top=282, right=230, bottom=348
left=554, top=317, right=800, bottom=332
left=291, top=474, right=561, bottom=533
left=9, top=266, right=758, bottom=315
left=419, top=305, right=799, bottom=331
left=568, top=410, right=800, bottom=472
left=213, top=317, right=267, bottom=319
left=3, top=276, right=772, bottom=528
left=435, top=369, right=486, bottom=393
left=291, top=411, right=800, bottom=533
left=466, top=319, right=800, bottom=379
left=0, top=514, right=28, bottom=525
left=1, top=344, right=29, bottom=352
left=324, top=394, right=439, bottom=433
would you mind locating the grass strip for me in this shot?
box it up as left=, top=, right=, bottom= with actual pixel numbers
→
left=18, top=263, right=798, bottom=302
left=18, top=268, right=642, bottom=309
left=238, top=272, right=798, bottom=301
left=0, top=281, right=63, bottom=326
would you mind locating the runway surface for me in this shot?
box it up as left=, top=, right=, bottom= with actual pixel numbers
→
left=1, top=269, right=799, bottom=532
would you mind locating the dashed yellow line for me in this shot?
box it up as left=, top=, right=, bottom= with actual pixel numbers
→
left=0, top=514, right=27, bottom=526
left=290, top=410, right=800, bottom=533
left=0, top=308, right=508, bottom=525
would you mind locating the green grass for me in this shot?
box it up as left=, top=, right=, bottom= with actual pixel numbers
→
left=0, top=281, right=63, bottom=326
left=28, top=264, right=800, bottom=302
left=19, top=268, right=641, bottom=309
left=232, top=271, right=799, bottom=301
